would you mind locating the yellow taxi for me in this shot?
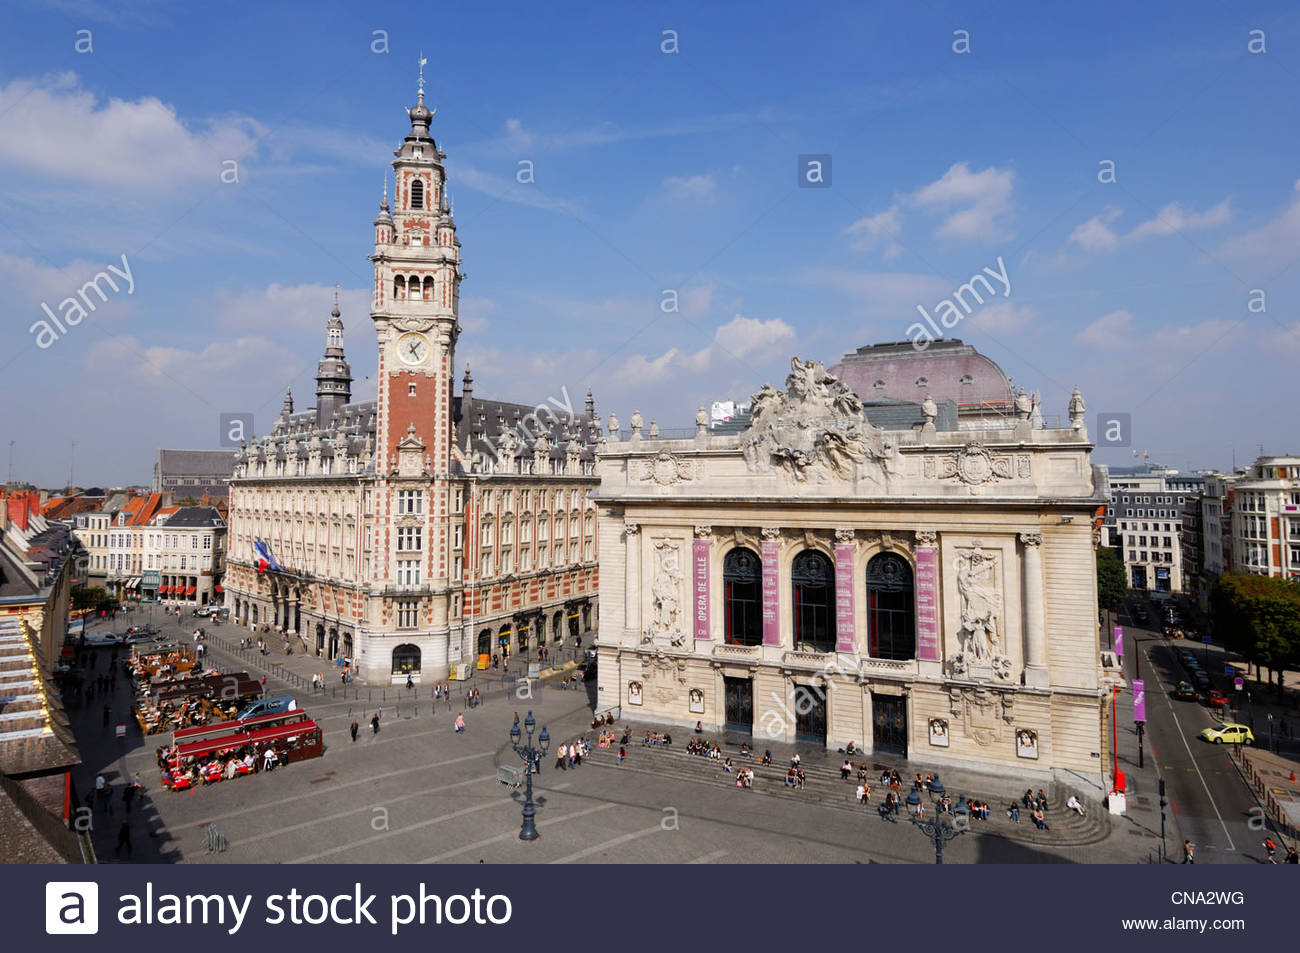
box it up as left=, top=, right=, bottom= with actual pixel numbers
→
left=1199, top=723, right=1254, bottom=745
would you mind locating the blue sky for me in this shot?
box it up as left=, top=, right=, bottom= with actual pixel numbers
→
left=2, top=0, right=1299, bottom=487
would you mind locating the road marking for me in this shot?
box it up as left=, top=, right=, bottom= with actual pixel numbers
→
left=288, top=797, right=506, bottom=863
left=687, top=849, right=729, bottom=864
left=194, top=750, right=493, bottom=826
left=415, top=804, right=616, bottom=863
left=548, top=822, right=664, bottom=863
left=1142, top=643, right=1235, bottom=849
left=225, top=774, right=495, bottom=849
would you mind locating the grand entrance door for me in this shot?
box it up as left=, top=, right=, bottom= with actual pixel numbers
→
left=723, top=677, right=753, bottom=734
left=872, top=693, right=907, bottom=756
left=794, top=684, right=827, bottom=744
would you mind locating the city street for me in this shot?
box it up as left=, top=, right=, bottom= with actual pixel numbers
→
left=68, top=609, right=1153, bottom=865
left=1116, top=594, right=1286, bottom=864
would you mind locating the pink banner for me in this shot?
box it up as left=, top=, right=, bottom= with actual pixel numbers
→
left=1114, top=626, right=1124, bottom=658
left=693, top=539, right=710, bottom=640
left=761, top=540, right=780, bottom=646
left=1132, top=679, right=1146, bottom=723
left=915, top=546, right=939, bottom=661
left=835, top=543, right=855, bottom=652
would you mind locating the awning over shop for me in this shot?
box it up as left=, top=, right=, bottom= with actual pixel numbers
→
left=213, top=584, right=223, bottom=593
left=186, top=586, right=196, bottom=595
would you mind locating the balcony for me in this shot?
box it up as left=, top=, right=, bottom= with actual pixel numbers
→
left=712, top=643, right=761, bottom=660
left=859, top=657, right=918, bottom=679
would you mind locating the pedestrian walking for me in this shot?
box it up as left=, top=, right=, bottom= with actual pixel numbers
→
left=454, top=712, right=466, bottom=733
left=371, top=713, right=380, bottom=735
left=1183, top=839, right=1195, bottom=864
left=406, top=674, right=414, bottom=690
left=1286, top=845, right=1299, bottom=864
left=617, top=746, right=625, bottom=764
left=115, top=819, right=132, bottom=858
left=350, top=720, right=359, bottom=743
left=1264, top=836, right=1278, bottom=863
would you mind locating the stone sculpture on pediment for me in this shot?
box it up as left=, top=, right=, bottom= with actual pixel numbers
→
left=939, top=442, right=1014, bottom=493
left=741, top=356, right=899, bottom=485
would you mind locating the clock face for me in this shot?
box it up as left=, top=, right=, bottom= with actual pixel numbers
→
left=397, top=332, right=429, bottom=366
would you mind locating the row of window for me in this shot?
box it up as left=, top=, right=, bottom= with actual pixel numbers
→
left=1120, top=495, right=1187, bottom=505
left=721, top=549, right=916, bottom=659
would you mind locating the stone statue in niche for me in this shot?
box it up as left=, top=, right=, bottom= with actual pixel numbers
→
left=947, top=543, right=1013, bottom=682
left=641, top=538, right=685, bottom=648
left=955, top=543, right=1001, bottom=660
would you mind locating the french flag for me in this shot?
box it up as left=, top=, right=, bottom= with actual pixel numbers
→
left=253, top=538, right=283, bottom=573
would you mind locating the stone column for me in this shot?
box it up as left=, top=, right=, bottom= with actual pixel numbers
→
left=624, top=521, right=641, bottom=637
left=1020, top=533, right=1049, bottom=687
left=288, top=593, right=299, bottom=635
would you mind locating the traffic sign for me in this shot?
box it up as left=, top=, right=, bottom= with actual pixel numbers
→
left=114, top=724, right=126, bottom=738
left=1234, top=677, right=1244, bottom=691
left=1202, top=634, right=1211, bottom=644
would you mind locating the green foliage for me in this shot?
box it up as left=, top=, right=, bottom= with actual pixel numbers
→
left=1096, top=547, right=1126, bottom=612
left=1212, top=573, right=1300, bottom=688
left=71, top=585, right=108, bottom=612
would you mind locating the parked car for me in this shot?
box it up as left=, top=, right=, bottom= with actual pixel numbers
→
left=1204, top=690, right=1230, bottom=709
left=83, top=632, right=122, bottom=647
left=123, top=630, right=161, bottom=644
left=236, top=696, right=298, bottom=721
left=1200, top=723, right=1253, bottom=745
left=125, top=624, right=159, bottom=636
left=1172, top=682, right=1200, bottom=702
left=1192, top=671, right=1211, bottom=690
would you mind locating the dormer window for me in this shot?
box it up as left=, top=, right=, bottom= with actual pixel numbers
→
left=873, top=379, right=886, bottom=391
left=413, top=147, right=423, bottom=160
left=915, top=376, right=928, bottom=387
left=960, top=374, right=973, bottom=385
left=410, top=179, right=425, bottom=210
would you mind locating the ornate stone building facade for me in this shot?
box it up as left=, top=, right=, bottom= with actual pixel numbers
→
left=595, top=356, right=1115, bottom=781
left=224, top=84, right=599, bottom=682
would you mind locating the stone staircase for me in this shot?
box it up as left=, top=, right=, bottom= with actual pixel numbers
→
left=583, top=727, right=1110, bottom=848
left=0, top=632, right=47, bottom=742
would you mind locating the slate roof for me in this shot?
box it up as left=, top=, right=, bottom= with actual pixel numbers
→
left=827, top=339, right=1014, bottom=411
left=159, top=506, right=224, bottom=529
left=156, top=449, right=236, bottom=477
left=0, top=772, right=84, bottom=863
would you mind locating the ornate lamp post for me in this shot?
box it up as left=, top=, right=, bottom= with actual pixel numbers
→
left=509, top=710, right=550, bottom=841
left=907, top=775, right=966, bottom=864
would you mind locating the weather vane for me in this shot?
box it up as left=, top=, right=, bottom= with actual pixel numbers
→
left=418, top=51, right=427, bottom=95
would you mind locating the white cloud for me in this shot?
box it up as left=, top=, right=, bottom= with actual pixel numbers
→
left=967, top=302, right=1036, bottom=334
left=623, top=313, right=795, bottom=380
left=1068, top=207, right=1122, bottom=252
left=214, top=283, right=370, bottom=333
left=797, top=267, right=952, bottom=317
left=1219, top=179, right=1300, bottom=266
left=1128, top=199, right=1232, bottom=240
left=447, top=161, right=583, bottom=215
left=907, top=162, right=1015, bottom=240
left=1066, top=199, right=1233, bottom=256
left=0, top=73, right=262, bottom=188
left=662, top=174, right=717, bottom=203
left=1075, top=309, right=1136, bottom=350
left=845, top=205, right=902, bottom=257
left=459, top=296, right=495, bottom=334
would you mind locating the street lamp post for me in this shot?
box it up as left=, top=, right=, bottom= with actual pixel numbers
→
left=907, top=776, right=966, bottom=864
left=508, top=710, right=550, bottom=841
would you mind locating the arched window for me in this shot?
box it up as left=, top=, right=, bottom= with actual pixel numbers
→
left=723, top=547, right=762, bottom=646
left=422, top=276, right=434, bottom=301
left=410, top=179, right=424, bottom=210
left=394, top=275, right=406, bottom=300
left=791, top=550, right=835, bottom=653
left=392, top=643, right=421, bottom=674
left=866, top=553, right=915, bottom=660
left=477, top=629, right=491, bottom=657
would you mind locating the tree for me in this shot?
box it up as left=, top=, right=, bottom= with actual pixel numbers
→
left=1212, top=573, right=1300, bottom=695
left=1096, top=547, right=1126, bottom=614
left=71, top=585, right=109, bottom=619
